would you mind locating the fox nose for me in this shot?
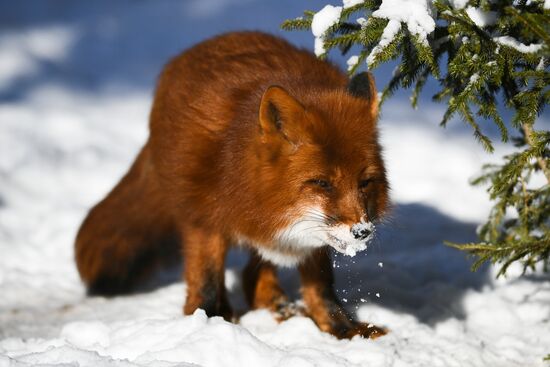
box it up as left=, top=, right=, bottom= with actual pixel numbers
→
left=351, top=224, right=371, bottom=241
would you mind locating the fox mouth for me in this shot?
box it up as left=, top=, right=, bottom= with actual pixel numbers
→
left=326, top=233, right=368, bottom=257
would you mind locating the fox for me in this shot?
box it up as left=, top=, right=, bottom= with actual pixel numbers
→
left=75, top=31, right=389, bottom=339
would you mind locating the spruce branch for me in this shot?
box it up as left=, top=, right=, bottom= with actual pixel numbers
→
left=447, top=236, right=550, bottom=277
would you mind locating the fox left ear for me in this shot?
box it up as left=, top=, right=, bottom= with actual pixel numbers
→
left=259, top=85, right=306, bottom=145
left=348, top=72, right=379, bottom=119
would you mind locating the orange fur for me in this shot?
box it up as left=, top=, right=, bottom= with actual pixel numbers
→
left=75, top=32, right=389, bottom=339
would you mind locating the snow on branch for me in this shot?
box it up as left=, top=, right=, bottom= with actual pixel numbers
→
left=311, top=5, right=343, bottom=56
left=493, top=36, right=543, bottom=53
left=371, top=0, right=435, bottom=44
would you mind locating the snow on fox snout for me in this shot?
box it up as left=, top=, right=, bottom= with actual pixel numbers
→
left=327, top=220, right=375, bottom=256
left=277, top=209, right=375, bottom=257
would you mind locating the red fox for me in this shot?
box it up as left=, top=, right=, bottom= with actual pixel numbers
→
left=75, top=32, right=389, bottom=339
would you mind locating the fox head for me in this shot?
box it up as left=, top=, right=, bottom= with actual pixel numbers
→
left=252, top=72, right=389, bottom=264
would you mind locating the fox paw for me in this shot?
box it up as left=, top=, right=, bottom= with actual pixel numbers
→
left=273, top=300, right=306, bottom=321
left=338, top=322, right=388, bottom=340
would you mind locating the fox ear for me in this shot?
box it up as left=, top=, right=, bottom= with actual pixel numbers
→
left=259, top=86, right=306, bottom=144
left=348, top=72, right=378, bottom=119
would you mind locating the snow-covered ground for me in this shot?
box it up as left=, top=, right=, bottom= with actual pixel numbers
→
left=1, top=1, right=549, bottom=366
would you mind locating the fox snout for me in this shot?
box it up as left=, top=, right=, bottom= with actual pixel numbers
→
left=351, top=222, right=372, bottom=241
left=275, top=207, right=376, bottom=260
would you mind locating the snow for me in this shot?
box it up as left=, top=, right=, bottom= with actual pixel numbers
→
left=466, top=73, right=480, bottom=91
left=366, top=0, right=435, bottom=66
left=367, top=19, right=401, bottom=67
left=311, top=5, right=342, bottom=39
left=342, top=0, right=364, bottom=8
left=346, top=55, right=359, bottom=71
left=0, top=26, right=77, bottom=90
left=465, top=6, right=497, bottom=28
left=493, top=36, right=543, bottom=53
left=314, top=37, right=326, bottom=58
left=356, top=17, right=367, bottom=26
left=311, top=5, right=342, bottom=56
left=1, top=1, right=550, bottom=366
left=449, top=0, right=469, bottom=9
left=371, top=0, right=435, bottom=44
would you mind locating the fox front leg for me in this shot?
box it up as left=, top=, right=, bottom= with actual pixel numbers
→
left=242, top=252, right=305, bottom=320
left=243, top=252, right=287, bottom=309
left=181, top=225, right=232, bottom=320
left=299, top=248, right=387, bottom=339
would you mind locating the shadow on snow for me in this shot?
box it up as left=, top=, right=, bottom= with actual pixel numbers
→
left=137, top=202, right=489, bottom=327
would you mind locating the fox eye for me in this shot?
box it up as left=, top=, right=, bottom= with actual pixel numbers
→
left=359, top=179, right=372, bottom=190
left=307, top=179, right=332, bottom=190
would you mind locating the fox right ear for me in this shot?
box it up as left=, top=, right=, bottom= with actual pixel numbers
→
left=348, top=72, right=379, bottom=119
left=259, top=86, right=306, bottom=144
left=348, top=72, right=377, bottom=99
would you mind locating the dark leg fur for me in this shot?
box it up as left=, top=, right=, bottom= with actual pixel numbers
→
left=299, top=248, right=387, bottom=339
left=75, top=145, right=180, bottom=295
left=242, top=252, right=305, bottom=321
left=242, top=252, right=288, bottom=310
left=182, top=225, right=232, bottom=320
